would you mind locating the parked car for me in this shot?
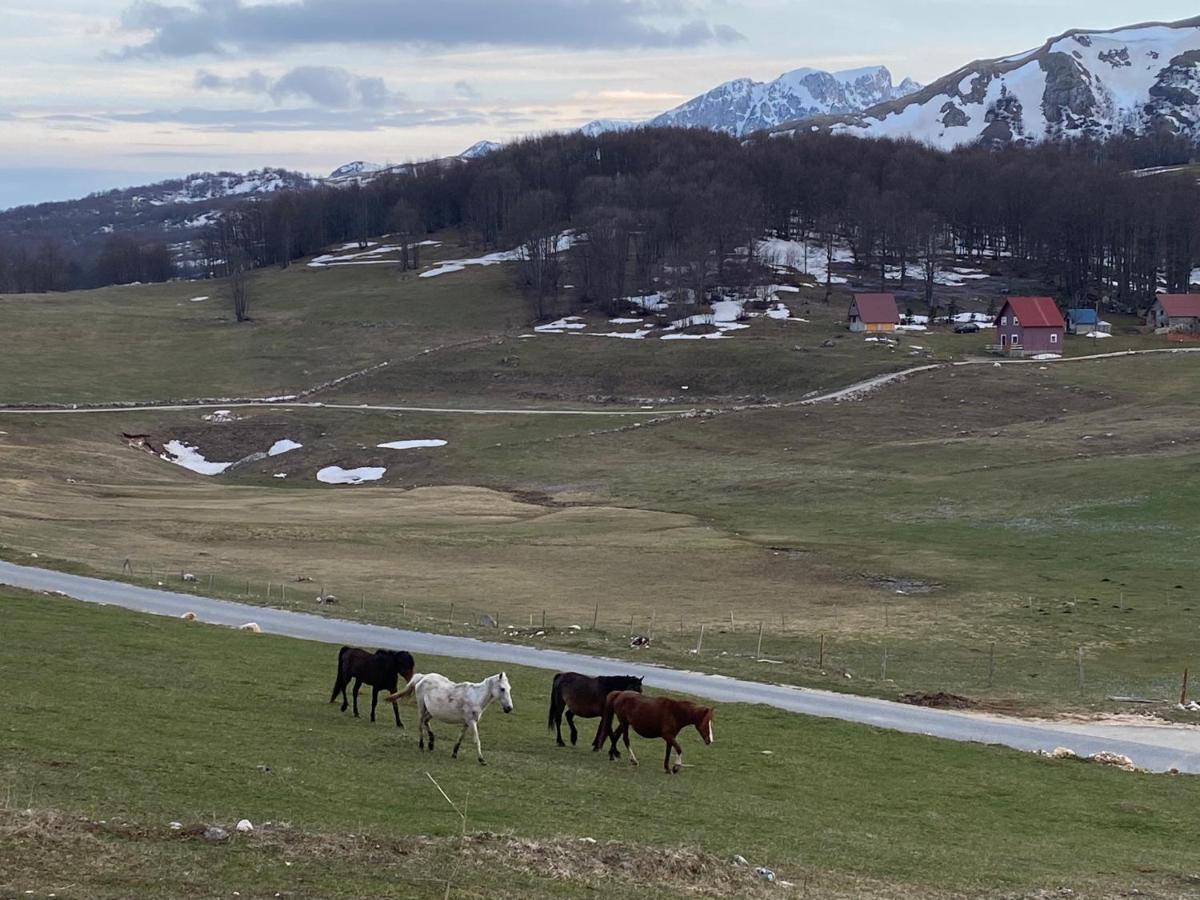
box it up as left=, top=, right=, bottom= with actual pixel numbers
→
left=953, top=322, right=980, bottom=334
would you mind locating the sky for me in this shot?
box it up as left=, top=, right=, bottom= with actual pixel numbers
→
left=1, top=1, right=1196, bottom=209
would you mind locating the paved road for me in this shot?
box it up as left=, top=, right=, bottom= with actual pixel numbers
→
left=4, top=560, right=1197, bottom=773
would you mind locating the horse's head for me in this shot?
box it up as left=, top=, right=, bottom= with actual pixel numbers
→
left=627, top=675, right=645, bottom=693
left=696, top=707, right=714, bottom=745
left=494, top=672, right=514, bottom=713
left=390, top=650, right=416, bottom=682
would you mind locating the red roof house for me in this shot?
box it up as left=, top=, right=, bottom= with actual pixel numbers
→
left=1146, top=294, right=1200, bottom=330
left=994, top=297, right=1065, bottom=356
left=848, top=293, right=899, bottom=333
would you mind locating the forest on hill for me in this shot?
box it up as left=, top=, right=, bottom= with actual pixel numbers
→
left=3, top=128, right=1197, bottom=311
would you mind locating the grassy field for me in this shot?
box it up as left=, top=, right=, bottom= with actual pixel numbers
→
left=1, top=349, right=1199, bottom=713
left=4, top=589, right=1200, bottom=899
left=0, top=239, right=936, bottom=408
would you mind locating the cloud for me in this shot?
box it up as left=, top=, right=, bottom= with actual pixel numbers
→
left=116, top=0, right=744, bottom=57
left=195, top=65, right=405, bottom=108
left=99, top=106, right=489, bottom=132
left=454, top=80, right=479, bottom=100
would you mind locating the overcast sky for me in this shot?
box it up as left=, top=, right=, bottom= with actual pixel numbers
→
left=2, top=1, right=1196, bottom=208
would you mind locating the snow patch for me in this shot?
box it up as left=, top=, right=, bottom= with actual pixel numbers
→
left=268, top=439, right=303, bottom=456
left=377, top=439, right=447, bottom=450
left=317, top=466, right=386, bottom=484
left=160, top=440, right=233, bottom=476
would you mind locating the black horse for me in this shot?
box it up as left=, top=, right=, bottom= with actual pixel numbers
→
left=547, top=672, right=644, bottom=747
left=330, top=646, right=415, bottom=726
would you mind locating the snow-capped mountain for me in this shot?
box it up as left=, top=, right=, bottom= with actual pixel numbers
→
left=580, top=66, right=921, bottom=137
left=782, top=17, right=1200, bottom=147
left=327, top=161, right=384, bottom=181
left=459, top=140, right=502, bottom=159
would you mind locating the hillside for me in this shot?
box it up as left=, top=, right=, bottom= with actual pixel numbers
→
left=771, top=17, right=1200, bottom=147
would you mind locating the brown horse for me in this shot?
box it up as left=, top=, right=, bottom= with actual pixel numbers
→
left=596, top=691, right=714, bottom=774
left=547, top=672, right=643, bottom=748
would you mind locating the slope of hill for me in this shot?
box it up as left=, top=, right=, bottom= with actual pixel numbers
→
left=772, top=17, right=1200, bottom=147
left=580, top=66, right=920, bottom=137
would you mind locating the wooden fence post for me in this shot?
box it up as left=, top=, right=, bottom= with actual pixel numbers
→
left=649, top=611, right=656, bottom=641
left=1076, top=646, right=1085, bottom=692
left=592, top=603, right=599, bottom=630
left=1181, top=667, right=1189, bottom=706
left=988, top=641, right=996, bottom=687
left=756, top=622, right=764, bottom=658
left=695, top=624, right=705, bottom=653
left=819, top=634, right=825, bottom=669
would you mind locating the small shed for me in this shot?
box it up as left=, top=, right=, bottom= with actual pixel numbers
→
left=848, top=293, right=898, bottom=333
left=1146, top=294, right=1200, bottom=331
left=1065, top=308, right=1108, bottom=335
left=993, top=297, right=1065, bottom=356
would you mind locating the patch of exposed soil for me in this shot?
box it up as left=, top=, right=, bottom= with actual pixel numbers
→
left=900, top=691, right=976, bottom=710
left=866, top=575, right=939, bottom=594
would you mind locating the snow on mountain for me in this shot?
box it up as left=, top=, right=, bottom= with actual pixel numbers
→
left=642, top=65, right=921, bottom=137
left=459, top=140, right=501, bottom=159
left=578, top=118, right=640, bottom=137
left=791, top=17, right=1200, bottom=148
left=328, top=161, right=384, bottom=180
left=131, top=169, right=314, bottom=207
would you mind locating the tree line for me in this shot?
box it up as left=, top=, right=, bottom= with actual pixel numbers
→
left=4, top=128, right=1197, bottom=311
left=225, top=128, right=1198, bottom=316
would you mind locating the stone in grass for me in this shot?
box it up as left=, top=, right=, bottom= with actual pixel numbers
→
left=203, top=825, right=229, bottom=842
left=479, top=614, right=497, bottom=628
left=236, top=819, right=254, bottom=833
left=755, top=867, right=776, bottom=882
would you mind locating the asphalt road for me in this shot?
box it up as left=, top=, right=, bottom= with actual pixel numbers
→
left=4, top=560, right=1197, bottom=773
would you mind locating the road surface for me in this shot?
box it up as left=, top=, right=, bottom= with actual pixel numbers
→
left=3, top=560, right=1197, bottom=773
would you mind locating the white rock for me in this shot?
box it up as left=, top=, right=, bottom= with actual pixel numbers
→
left=236, top=818, right=254, bottom=833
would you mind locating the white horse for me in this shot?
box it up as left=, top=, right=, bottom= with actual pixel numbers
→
left=388, top=672, right=514, bottom=765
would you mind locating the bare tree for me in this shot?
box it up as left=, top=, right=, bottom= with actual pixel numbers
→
left=229, top=250, right=251, bottom=322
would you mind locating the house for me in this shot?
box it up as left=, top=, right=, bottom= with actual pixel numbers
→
left=992, top=297, right=1065, bottom=356
left=1146, top=294, right=1200, bottom=331
left=1066, top=308, right=1109, bottom=335
left=848, top=293, right=898, bottom=333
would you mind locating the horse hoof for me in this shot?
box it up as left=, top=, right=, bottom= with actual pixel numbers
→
left=478, top=759, right=487, bottom=766
left=671, top=765, right=681, bottom=775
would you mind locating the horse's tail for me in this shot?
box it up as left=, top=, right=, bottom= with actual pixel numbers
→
left=385, top=674, right=423, bottom=705
left=548, top=673, right=563, bottom=731
left=330, top=645, right=352, bottom=702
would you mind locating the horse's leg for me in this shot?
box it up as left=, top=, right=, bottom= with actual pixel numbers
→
left=391, top=691, right=404, bottom=729
left=566, top=710, right=578, bottom=746
left=664, top=736, right=683, bottom=774
left=623, top=723, right=638, bottom=767
left=351, top=678, right=362, bottom=718
left=551, top=687, right=565, bottom=747
left=452, top=721, right=469, bottom=759
left=469, top=718, right=486, bottom=765
left=370, top=686, right=380, bottom=723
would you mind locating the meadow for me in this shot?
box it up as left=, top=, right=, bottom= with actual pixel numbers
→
left=4, top=589, right=1199, bottom=899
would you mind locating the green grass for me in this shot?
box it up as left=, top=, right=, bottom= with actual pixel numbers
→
left=2, top=352, right=1199, bottom=713
left=3, top=589, right=1199, bottom=899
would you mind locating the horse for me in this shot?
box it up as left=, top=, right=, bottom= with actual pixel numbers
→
left=387, top=672, right=513, bottom=765
left=329, top=646, right=415, bottom=727
left=547, top=672, right=643, bottom=748
left=596, top=691, right=713, bottom=774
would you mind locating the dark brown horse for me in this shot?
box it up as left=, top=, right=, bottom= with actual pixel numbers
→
left=330, top=646, right=415, bottom=726
left=596, top=691, right=713, bottom=773
left=547, top=672, right=643, bottom=747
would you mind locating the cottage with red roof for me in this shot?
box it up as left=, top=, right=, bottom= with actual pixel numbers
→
left=848, top=293, right=898, bottom=333
left=993, top=297, right=1065, bottom=356
left=1146, top=294, right=1200, bottom=331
